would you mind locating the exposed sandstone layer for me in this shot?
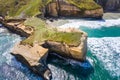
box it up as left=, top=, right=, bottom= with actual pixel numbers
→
left=43, top=28, right=87, bottom=61
left=1, top=19, right=34, bottom=37
left=46, top=1, right=103, bottom=18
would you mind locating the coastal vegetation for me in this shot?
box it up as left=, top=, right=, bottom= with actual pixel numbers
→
left=21, top=17, right=82, bottom=46
left=67, top=0, right=101, bottom=10
left=0, top=0, right=51, bottom=18
left=0, top=0, right=102, bottom=18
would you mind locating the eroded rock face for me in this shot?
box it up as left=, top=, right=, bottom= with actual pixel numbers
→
left=1, top=19, right=33, bottom=37
left=84, top=8, right=103, bottom=18
left=46, top=1, right=103, bottom=18
left=43, top=29, right=87, bottom=61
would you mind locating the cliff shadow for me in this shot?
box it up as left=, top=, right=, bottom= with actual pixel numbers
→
left=47, top=53, right=94, bottom=79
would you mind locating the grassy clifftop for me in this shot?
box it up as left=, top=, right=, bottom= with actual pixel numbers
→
left=21, top=17, right=82, bottom=46
left=0, top=0, right=102, bottom=18
left=67, top=0, right=101, bottom=10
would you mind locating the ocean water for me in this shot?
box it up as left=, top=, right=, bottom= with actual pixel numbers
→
left=0, top=18, right=120, bottom=80
left=0, top=26, right=43, bottom=80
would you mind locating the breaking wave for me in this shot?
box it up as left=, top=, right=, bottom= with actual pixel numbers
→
left=59, top=18, right=120, bottom=29
left=88, top=37, right=120, bottom=77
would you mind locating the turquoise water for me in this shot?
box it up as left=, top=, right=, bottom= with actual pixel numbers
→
left=80, top=25, right=120, bottom=37
left=0, top=23, right=120, bottom=80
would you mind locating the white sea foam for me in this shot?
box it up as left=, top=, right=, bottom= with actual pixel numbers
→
left=48, top=64, right=74, bottom=80
left=59, top=18, right=120, bottom=29
left=88, top=37, right=120, bottom=77
left=0, top=28, right=6, bottom=33
left=2, top=35, right=21, bottom=64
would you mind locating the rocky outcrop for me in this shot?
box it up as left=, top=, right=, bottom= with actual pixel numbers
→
left=84, top=8, right=103, bottom=18
left=1, top=19, right=87, bottom=80
left=43, top=28, right=87, bottom=61
left=46, top=1, right=103, bottom=18
left=94, top=0, right=120, bottom=11
left=0, top=19, right=33, bottom=37
left=11, top=27, right=87, bottom=80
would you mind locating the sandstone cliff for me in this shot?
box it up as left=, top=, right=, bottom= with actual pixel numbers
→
left=46, top=0, right=103, bottom=18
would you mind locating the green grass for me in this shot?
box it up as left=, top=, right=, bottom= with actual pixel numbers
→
left=15, top=0, right=42, bottom=17
left=21, top=17, right=82, bottom=46
left=67, top=0, right=101, bottom=10
left=0, top=0, right=52, bottom=18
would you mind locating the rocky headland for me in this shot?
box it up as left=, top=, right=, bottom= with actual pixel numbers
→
left=0, top=0, right=106, bottom=80
left=0, top=17, right=87, bottom=80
